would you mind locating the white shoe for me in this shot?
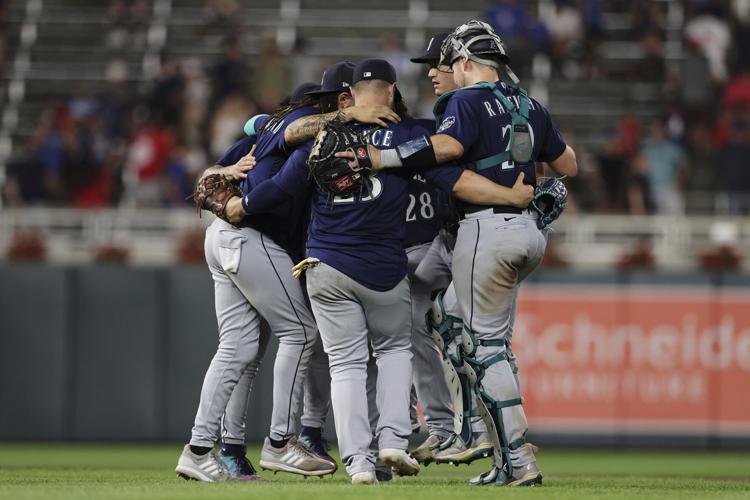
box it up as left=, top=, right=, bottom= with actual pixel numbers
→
left=259, top=437, right=337, bottom=476
left=378, top=448, right=420, bottom=476
left=175, top=444, right=231, bottom=482
left=351, top=470, right=379, bottom=485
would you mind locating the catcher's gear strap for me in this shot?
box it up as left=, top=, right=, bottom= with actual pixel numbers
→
left=433, top=82, right=532, bottom=172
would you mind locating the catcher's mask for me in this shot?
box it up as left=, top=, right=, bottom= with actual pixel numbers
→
left=440, top=20, right=519, bottom=84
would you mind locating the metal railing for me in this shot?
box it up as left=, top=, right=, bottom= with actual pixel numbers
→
left=1, top=208, right=748, bottom=269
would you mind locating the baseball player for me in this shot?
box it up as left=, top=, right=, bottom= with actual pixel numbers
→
left=225, top=58, right=534, bottom=485
left=410, top=32, right=496, bottom=467
left=176, top=83, right=338, bottom=482
left=404, top=32, right=469, bottom=465
left=338, top=21, right=577, bottom=486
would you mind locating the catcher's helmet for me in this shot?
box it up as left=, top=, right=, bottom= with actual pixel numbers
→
left=440, top=20, right=510, bottom=69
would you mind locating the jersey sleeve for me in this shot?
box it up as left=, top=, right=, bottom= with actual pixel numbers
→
left=241, top=144, right=312, bottom=215
left=215, top=137, right=257, bottom=167
left=423, top=164, right=463, bottom=193
left=536, top=104, right=567, bottom=163
left=435, top=94, right=478, bottom=149
left=272, top=145, right=313, bottom=195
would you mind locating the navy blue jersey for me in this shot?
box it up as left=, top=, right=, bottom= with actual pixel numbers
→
left=216, top=105, right=317, bottom=260
left=244, top=118, right=463, bottom=291
left=402, top=119, right=450, bottom=247
left=436, top=81, right=566, bottom=198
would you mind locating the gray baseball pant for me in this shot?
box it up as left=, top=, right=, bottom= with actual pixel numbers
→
left=406, top=240, right=453, bottom=439
left=452, top=210, right=546, bottom=467
left=190, top=219, right=318, bottom=447
left=306, top=262, right=413, bottom=476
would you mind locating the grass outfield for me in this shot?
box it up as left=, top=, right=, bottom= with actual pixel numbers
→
left=0, top=444, right=748, bottom=500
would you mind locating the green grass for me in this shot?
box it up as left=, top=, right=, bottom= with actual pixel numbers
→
left=0, top=443, right=748, bottom=499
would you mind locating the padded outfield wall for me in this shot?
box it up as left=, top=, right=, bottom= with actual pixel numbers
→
left=0, top=264, right=748, bottom=448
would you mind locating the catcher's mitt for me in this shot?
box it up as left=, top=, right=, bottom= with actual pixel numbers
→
left=307, top=121, right=373, bottom=198
left=531, top=177, right=567, bottom=230
left=193, top=173, right=243, bottom=223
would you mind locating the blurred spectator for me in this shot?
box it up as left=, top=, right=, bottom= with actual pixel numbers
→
left=540, top=0, right=583, bottom=78
left=685, top=7, right=732, bottom=83
left=289, top=38, right=323, bottom=88
left=640, top=119, right=686, bottom=214
left=679, top=38, right=713, bottom=120
left=163, top=144, right=202, bottom=207
left=203, top=0, right=241, bottom=36
left=107, top=0, right=149, bottom=49
left=485, top=0, right=529, bottom=47
left=123, top=110, right=175, bottom=207
left=717, top=118, right=750, bottom=214
left=181, top=58, right=210, bottom=148
left=209, top=35, right=250, bottom=110
left=146, top=53, right=186, bottom=131
left=626, top=152, right=652, bottom=214
left=721, top=68, right=750, bottom=110
left=377, top=33, right=418, bottom=103
left=209, top=93, right=254, bottom=159
left=639, top=30, right=666, bottom=82
left=684, top=123, right=718, bottom=210
left=252, top=38, right=290, bottom=112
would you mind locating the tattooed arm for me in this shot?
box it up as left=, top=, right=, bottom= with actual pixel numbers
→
left=284, top=105, right=400, bottom=145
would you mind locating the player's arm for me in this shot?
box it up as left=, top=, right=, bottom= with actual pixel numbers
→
left=426, top=165, right=532, bottom=208
left=284, top=105, right=401, bottom=145
left=198, top=144, right=257, bottom=182
left=224, top=147, right=311, bottom=223
left=548, top=145, right=577, bottom=177
left=452, top=170, right=532, bottom=207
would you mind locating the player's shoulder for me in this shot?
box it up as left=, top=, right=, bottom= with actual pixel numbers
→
left=397, top=117, right=434, bottom=135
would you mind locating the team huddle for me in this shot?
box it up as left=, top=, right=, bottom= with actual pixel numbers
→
left=178, top=20, right=577, bottom=487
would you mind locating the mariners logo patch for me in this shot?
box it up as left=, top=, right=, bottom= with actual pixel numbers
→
left=437, top=116, right=455, bottom=133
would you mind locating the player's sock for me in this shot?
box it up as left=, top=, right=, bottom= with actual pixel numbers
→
left=269, top=437, right=290, bottom=449
left=220, top=443, right=246, bottom=457
left=189, top=445, right=212, bottom=456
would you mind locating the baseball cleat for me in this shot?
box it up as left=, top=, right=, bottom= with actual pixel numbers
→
left=506, top=462, right=543, bottom=487
left=298, top=426, right=338, bottom=467
left=175, top=444, right=231, bottom=482
left=219, top=445, right=264, bottom=481
left=469, top=462, right=543, bottom=487
left=410, top=434, right=445, bottom=465
left=259, top=437, right=337, bottom=477
left=433, top=434, right=493, bottom=465
left=378, top=448, right=420, bottom=476
left=351, top=470, right=379, bottom=485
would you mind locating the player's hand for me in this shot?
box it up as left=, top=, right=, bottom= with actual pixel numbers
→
left=335, top=145, right=382, bottom=170
left=225, top=196, right=246, bottom=224
left=224, top=145, right=257, bottom=180
left=511, top=172, right=534, bottom=208
left=343, top=105, right=400, bottom=128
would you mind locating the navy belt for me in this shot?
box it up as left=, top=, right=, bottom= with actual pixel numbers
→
left=463, top=205, right=523, bottom=216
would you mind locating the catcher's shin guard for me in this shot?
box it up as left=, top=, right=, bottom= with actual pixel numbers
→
left=461, top=327, right=526, bottom=479
left=427, top=290, right=473, bottom=444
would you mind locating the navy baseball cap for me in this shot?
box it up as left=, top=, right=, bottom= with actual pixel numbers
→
left=306, top=61, right=355, bottom=96
left=352, top=58, right=397, bottom=85
left=410, top=32, right=451, bottom=63
left=290, top=82, right=320, bottom=103
left=352, top=58, right=403, bottom=103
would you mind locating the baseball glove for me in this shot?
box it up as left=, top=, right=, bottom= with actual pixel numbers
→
left=192, top=173, right=243, bottom=223
left=531, top=177, right=568, bottom=230
left=307, top=120, right=373, bottom=198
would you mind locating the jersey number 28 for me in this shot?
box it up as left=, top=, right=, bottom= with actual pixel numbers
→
left=406, top=192, right=434, bottom=221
